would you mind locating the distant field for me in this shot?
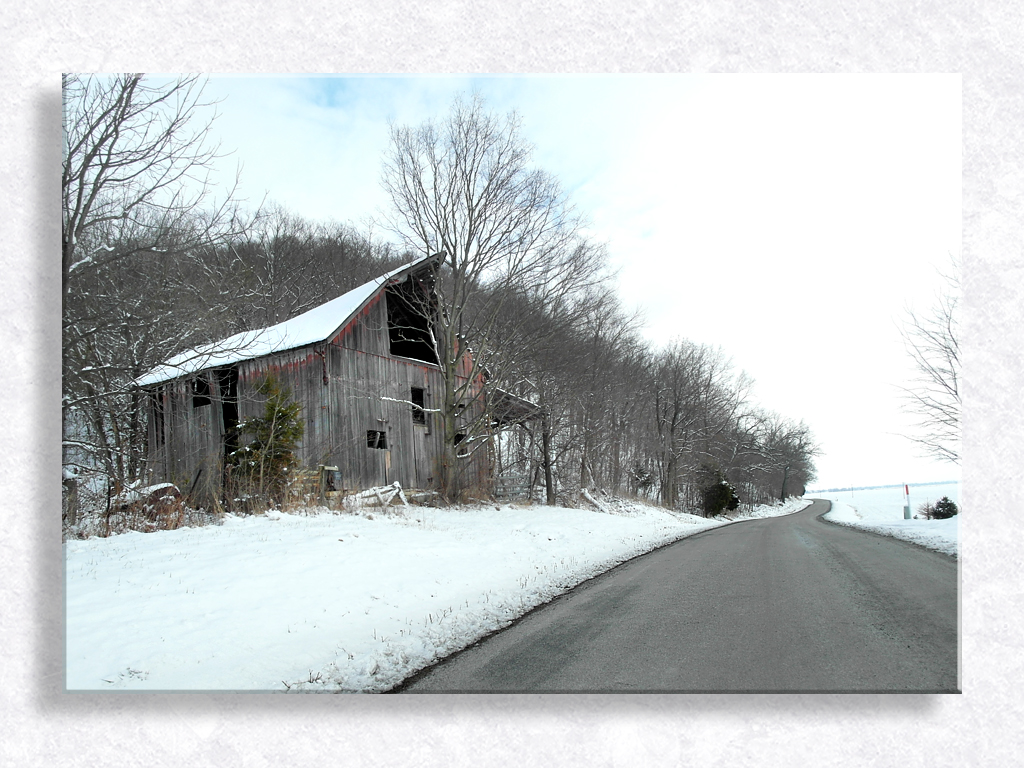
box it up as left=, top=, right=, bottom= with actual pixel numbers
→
left=811, top=482, right=960, bottom=558
left=813, top=482, right=960, bottom=520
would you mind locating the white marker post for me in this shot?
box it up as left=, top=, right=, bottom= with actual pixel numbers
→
left=903, top=483, right=911, bottom=519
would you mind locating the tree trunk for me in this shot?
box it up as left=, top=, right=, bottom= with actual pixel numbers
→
left=542, top=412, right=555, bottom=506
left=62, top=477, right=78, bottom=527
left=662, top=453, right=677, bottom=509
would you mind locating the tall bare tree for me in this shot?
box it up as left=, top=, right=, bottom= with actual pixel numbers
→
left=62, top=74, right=248, bottom=303
left=380, top=94, right=603, bottom=499
left=899, top=260, right=961, bottom=464
left=749, top=413, right=819, bottom=501
left=217, top=203, right=405, bottom=330
left=500, top=285, right=642, bottom=504
left=62, top=73, right=252, bottom=515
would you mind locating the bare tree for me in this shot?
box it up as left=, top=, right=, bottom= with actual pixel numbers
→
left=735, top=410, right=819, bottom=503
left=380, top=94, right=603, bottom=499
left=899, top=260, right=961, bottom=464
left=503, top=286, right=642, bottom=504
left=62, top=74, right=249, bottom=303
left=62, top=73, right=252, bottom=520
left=217, top=203, right=405, bottom=330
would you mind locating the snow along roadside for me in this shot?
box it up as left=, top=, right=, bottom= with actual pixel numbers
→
left=65, top=496, right=811, bottom=693
left=822, top=500, right=959, bottom=559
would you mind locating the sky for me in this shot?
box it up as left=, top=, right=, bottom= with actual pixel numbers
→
left=189, top=74, right=961, bottom=490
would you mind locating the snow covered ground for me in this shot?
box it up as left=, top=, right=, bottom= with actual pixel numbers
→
left=65, top=496, right=809, bottom=693
left=814, top=482, right=960, bottom=558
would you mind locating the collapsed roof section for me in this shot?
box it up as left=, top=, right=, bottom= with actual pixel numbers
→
left=136, top=252, right=442, bottom=387
left=489, top=387, right=544, bottom=426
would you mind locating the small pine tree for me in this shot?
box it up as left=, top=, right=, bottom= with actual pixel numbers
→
left=932, top=496, right=959, bottom=519
left=700, top=466, right=740, bottom=517
left=229, top=375, right=304, bottom=508
left=727, top=488, right=740, bottom=511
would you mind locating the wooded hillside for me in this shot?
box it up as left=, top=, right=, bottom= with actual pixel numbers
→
left=62, top=75, right=819, bottom=525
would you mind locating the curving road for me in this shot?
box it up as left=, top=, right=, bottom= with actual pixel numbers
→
left=397, top=500, right=959, bottom=693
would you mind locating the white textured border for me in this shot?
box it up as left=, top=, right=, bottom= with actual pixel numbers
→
left=5, top=2, right=1021, bottom=765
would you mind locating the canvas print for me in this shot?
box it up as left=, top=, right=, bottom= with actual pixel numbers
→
left=62, top=74, right=960, bottom=692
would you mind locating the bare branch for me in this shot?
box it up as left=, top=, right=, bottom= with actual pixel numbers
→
left=898, top=257, right=961, bottom=464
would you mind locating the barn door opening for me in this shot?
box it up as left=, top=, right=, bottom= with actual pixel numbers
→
left=367, top=429, right=391, bottom=486
left=216, top=366, right=240, bottom=464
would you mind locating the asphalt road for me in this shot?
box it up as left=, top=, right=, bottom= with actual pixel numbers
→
left=397, top=500, right=959, bottom=693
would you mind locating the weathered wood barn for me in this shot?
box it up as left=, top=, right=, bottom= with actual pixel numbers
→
left=137, top=253, right=507, bottom=504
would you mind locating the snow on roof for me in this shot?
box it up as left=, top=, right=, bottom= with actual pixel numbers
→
left=136, top=254, right=437, bottom=387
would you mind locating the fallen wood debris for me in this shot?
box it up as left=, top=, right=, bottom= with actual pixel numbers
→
left=581, top=488, right=611, bottom=514
left=354, top=482, right=409, bottom=509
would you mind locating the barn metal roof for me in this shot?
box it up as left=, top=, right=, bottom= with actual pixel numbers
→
left=136, top=253, right=439, bottom=387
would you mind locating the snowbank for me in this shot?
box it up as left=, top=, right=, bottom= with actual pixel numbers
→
left=65, top=496, right=809, bottom=693
left=815, top=482, right=959, bottom=558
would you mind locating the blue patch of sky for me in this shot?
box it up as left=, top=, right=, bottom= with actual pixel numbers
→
left=281, top=75, right=611, bottom=201
left=296, top=74, right=480, bottom=122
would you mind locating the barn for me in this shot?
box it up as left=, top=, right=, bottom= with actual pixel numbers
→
left=136, top=252, right=513, bottom=506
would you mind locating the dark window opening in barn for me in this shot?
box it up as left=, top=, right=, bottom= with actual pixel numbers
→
left=454, top=432, right=469, bottom=457
left=192, top=375, right=211, bottom=408
left=216, top=366, right=240, bottom=462
left=386, top=280, right=438, bottom=365
left=367, top=430, right=388, bottom=450
left=411, top=387, right=426, bottom=425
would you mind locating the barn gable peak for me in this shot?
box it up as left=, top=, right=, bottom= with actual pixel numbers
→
left=136, top=252, right=442, bottom=387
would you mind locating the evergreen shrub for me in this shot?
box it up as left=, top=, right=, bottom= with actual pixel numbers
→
left=700, top=467, right=740, bottom=516
left=932, top=496, right=959, bottom=519
left=228, top=375, right=304, bottom=508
